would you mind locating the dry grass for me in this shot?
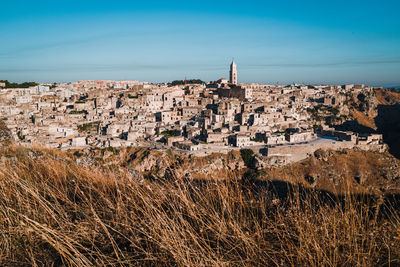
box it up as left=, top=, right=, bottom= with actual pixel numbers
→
left=267, top=149, right=400, bottom=194
left=351, top=109, right=377, bottom=130
left=0, top=145, right=399, bottom=266
left=375, top=88, right=400, bottom=106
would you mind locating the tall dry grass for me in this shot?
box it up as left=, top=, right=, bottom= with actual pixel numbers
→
left=0, top=145, right=399, bottom=266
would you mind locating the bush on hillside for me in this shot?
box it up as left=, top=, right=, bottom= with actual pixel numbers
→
left=240, top=148, right=255, bottom=168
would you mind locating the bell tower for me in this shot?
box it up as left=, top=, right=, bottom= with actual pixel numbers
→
left=229, top=60, right=237, bottom=85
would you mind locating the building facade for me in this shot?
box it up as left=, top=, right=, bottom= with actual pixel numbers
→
left=229, top=60, right=237, bottom=84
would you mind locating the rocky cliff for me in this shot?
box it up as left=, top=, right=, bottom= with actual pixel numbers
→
left=345, top=88, right=400, bottom=158
left=66, top=145, right=400, bottom=195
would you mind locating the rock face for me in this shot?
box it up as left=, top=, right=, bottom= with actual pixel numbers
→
left=125, top=149, right=245, bottom=180
left=1, top=144, right=400, bottom=196
left=115, top=147, right=400, bottom=195
left=253, top=155, right=270, bottom=169
left=343, top=88, right=400, bottom=158
left=354, top=174, right=366, bottom=185
left=127, top=169, right=144, bottom=184
left=0, top=121, right=11, bottom=143
left=314, top=149, right=334, bottom=161
left=68, top=144, right=400, bottom=195
left=266, top=149, right=400, bottom=194
left=304, top=175, right=316, bottom=187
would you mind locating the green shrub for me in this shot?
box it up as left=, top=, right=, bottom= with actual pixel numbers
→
left=69, top=110, right=87, bottom=115
left=161, top=130, right=176, bottom=138
left=240, top=148, right=255, bottom=168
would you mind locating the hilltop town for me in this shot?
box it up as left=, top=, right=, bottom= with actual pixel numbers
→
left=0, top=62, right=386, bottom=165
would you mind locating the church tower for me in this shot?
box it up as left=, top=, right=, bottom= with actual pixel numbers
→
left=229, top=60, right=237, bottom=85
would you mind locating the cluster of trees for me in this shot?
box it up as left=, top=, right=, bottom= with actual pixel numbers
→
left=168, top=79, right=205, bottom=86
left=0, top=80, right=38, bottom=88
left=161, top=130, right=177, bottom=138
left=240, top=149, right=255, bottom=168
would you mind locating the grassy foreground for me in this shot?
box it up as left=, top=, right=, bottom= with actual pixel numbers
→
left=0, top=145, right=399, bottom=266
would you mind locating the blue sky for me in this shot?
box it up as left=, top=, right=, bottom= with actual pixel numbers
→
left=1, top=0, right=400, bottom=86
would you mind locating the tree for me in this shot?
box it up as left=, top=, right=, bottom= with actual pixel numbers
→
left=240, top=149, right=255, bottom=168
left=168, top=79, right=205, bottom=86
left=161, top=130, right=177, bottom=138
left=0, top=80, right=38, bottom=88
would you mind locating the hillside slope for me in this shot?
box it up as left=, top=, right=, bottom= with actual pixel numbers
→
left=266, top=149, right=400, bottom=194
left=346, top=88, right=400, bottom=157
left=0, top=145, right=399, bottom=266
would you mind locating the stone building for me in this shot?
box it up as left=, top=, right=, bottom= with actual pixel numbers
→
left=229, top=60, right=237, bottom=84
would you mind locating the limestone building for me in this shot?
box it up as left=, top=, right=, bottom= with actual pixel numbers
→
left=229, top=60, right=237, bottom=84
